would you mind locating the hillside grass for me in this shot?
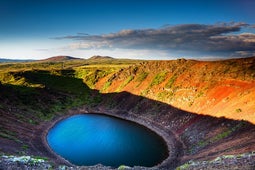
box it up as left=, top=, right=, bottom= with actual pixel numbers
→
left=0, top=71, right=103, bottom=123
left=149, top=71, right=168, bottom=87
left=0, top=59, right=141, bottom=123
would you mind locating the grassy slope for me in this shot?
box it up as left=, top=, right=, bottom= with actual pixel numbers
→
left=0, top=58, right=141, bottom=118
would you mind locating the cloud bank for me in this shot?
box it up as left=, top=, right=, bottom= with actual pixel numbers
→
left=54, top=22, right=255, bottom=59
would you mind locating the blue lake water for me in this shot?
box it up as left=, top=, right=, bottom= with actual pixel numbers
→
left=47, top=114, right=168, bottom=167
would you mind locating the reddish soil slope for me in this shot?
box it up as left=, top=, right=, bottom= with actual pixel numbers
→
left=95, top=57, right=255, bottom=124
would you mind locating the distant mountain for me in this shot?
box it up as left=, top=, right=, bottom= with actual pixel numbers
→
left=41, top=56, right=81, bottom=62
left=88, top=55, right=114, bottom=60
left=0, top=58, right=33, bottom=63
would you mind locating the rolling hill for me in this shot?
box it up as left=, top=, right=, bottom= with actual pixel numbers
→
left=40, top=56, right=81, bottom=62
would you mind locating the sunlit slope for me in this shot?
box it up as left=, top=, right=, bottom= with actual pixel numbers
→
left=93, top=57, right=255, bottom=124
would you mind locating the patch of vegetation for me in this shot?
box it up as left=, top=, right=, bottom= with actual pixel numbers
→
left=211, top=130, right=232, bottom=141
left=236, top=108, right=242, bottom=113
left=0, top=130, right=21, bottom=143
left=188, top=101, right=194, bottom=107
left=21, top=144, right=29, bottom=150
left=135, top=72, right=148, bottom=82
left=135, top=71, right=149, bottom=87
left=85, top=70, right=107, bottom=88
left=23, top=70, right=90, bottom=94
left=100, top=72, right=119, bottom=92
left=140, top=89, right=149, bottom=96
left=2, top=155, right=47, bottom=166
left=157, top=91, right=174, bottom=101
left=196, top=91, right=204, bottom=98
left=90, top=95, right=102, bottom=105
left=116, top=75, right=134, bottom=92
left=75, top=68, right=113, bottom=88
left=32, top=156, right=49, bottom=161
left=176, top=162, right=190, bottom=170
left=165, top=74, right=177, bottom=89
left=176, top=152, right=255, bottom=170
left=150, top=71, right=168, bottom=87
left=28, top=119, right=36, bottom=125
left=101, top=81, right=112, bottom=92
left=189, top=121, right=246, bottom=154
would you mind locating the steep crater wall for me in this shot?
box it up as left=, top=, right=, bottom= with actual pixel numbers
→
left=94, top=58, right=255, bottom=124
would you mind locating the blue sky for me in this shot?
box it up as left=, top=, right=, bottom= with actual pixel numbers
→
left=1, top=0, right=255, bottom=60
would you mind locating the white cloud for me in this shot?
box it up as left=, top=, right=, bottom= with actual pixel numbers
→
left=54, top=22, right=255, bottom=58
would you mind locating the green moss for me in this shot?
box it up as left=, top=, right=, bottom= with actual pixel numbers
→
left=28, top=119, right=34, bottom=124
left=135, top=72, right=148, bottom=82
left=212, top=130, right=232, bottom=141
left=32, top=156, right=48, bottom=161
left=140, top=89, right=149, bottom=96
left=21, top=144, right=29, bottom=150
left=165, top=74, right=177, bottom=89
left=150, top=71, right=168, bottom=87
left=116, top=76, right=134, bottom=92
left=135, top=72, right=149, bottom=87
left=76, top=69, right=112, bottom=88
left=0, top=131, right=21, bottom=143
left=190, top=122, right=246, bottom=153
left=177, top=162, right=190, bottom=170
left=157, top=91, right=174, bottom=101
left=101, top=81, right=112, bottom=92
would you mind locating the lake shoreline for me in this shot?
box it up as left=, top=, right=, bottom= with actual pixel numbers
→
left=40, top=105, right=182, bottom=169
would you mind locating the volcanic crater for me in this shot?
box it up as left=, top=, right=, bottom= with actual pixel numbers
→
left=0, top=57, right=255, bottom=169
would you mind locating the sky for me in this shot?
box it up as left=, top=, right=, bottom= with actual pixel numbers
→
left=0, top=0, right=255, bottom=60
